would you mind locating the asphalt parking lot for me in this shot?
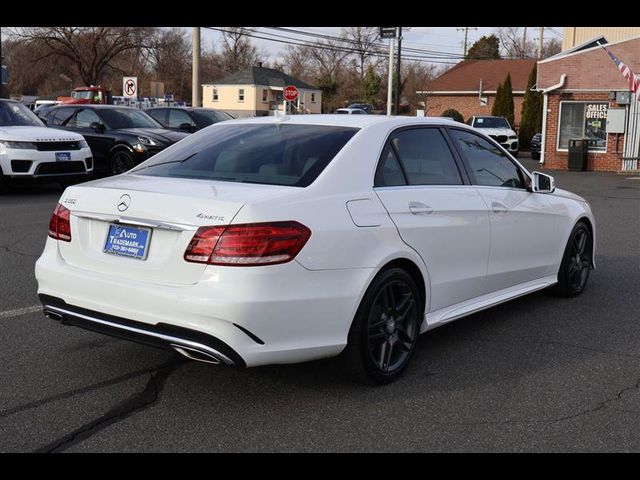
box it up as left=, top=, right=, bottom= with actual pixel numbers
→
left=1, top=154, right=639, bottom=452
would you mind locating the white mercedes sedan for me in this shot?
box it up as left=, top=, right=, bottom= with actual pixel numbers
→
left=35, top=115, right=595, bottom=384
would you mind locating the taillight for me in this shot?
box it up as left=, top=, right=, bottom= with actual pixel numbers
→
left=184, top=221, right=311, bottom=266
left=48, top=203, right=72, bottom=242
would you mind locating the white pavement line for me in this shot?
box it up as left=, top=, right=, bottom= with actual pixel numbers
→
left=0, top=305, right=42, bottom=319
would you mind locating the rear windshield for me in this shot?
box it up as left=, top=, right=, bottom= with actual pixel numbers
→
left=130, top=123, right=359, bottom=187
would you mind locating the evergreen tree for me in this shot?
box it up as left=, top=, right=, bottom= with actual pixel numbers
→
left=519, top=64, right=543, bottom=149
left=491, top=82, right=504, bottom=117
left=441, top=109, right=464, bottom=123
left=491, top=73, right=515, bottom=128
left=362, top=65, right=381, bottom=105
left=502, top=73, right=515, bottom=128
left=466, top=35, right=501, bottom=60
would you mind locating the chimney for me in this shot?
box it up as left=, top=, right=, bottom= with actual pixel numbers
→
left=258, top=62, right=262, bottom=68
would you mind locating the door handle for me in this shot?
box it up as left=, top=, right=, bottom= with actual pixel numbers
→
left=491, top=201, right=508, bottom=213
left=409, top=201, right=434, bottom=215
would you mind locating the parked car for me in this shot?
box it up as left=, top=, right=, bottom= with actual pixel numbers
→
left=468, top=116, right=519, bottom=156
left=0, top=99, right=93, bottom=192
left=530, top=132, right=542, bottom=160
left=36, top=115, right=595, bottom=384
left=145, top=107, right=233, bottom=133
left=347, top=103, right=374, bottom=114
left=336, top=108, right=367, bottom=115
left=41, top=104, right=189, bottom=175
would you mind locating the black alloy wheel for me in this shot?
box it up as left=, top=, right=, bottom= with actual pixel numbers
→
left=110, top=149, right=136, bottom=175
left=554, top=222, right=593, bottom=297
left=341, top=268, right=422, bottom=385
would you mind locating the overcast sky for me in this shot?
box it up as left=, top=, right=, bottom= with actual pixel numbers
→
left=201, top=27, right=564, bottom=65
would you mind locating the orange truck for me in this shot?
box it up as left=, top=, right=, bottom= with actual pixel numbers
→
left=57, top=85, right=112, bottom=105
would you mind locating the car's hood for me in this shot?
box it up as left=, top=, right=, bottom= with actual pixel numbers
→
left=475, top=127, right=516, bottom=137
left=115, top=128, right=189, bottom=144
left=0, top=126, right=85, bottom=142
left=551, top=188, right=587, bottom=203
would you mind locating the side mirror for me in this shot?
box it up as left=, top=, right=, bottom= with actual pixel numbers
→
left=531, top=171, right=555, bottom=193
left=90, top=121, right=105, bottom=133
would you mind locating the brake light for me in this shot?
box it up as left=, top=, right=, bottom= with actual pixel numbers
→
left=48, top=203, right=72, bottom=242
left=184, top=221, right=311, bottom=266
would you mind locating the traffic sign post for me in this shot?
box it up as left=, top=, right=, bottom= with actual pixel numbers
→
left=379, top=27, right=397, bottom=39
left=123, top=76, right=138, bottom=98
left=283, top=85, right=299, bottom=114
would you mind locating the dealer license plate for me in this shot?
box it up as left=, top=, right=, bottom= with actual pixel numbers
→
left=55, top=152, right=71, bottom=161
left=104, top=224, right=151, bottom=260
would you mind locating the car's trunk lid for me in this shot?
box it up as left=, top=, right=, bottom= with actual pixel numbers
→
left=57, top=174, right=297, bottom=285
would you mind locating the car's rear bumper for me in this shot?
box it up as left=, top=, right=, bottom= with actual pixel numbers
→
left=35, top=239, right=375, bottom=367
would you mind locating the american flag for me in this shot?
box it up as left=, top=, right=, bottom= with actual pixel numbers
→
left=602, top=45, right=640, bottom=102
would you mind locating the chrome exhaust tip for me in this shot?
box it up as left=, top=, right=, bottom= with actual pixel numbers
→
left=170, top=343, right=222, bottom=365
left=44, top=310, right=64, bottom=322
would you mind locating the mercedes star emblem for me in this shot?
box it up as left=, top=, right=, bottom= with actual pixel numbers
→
left=117, top=194, right=131, bottom=212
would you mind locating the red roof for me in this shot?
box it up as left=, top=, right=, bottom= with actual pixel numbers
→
left=429, top=59, right=537, bottom=93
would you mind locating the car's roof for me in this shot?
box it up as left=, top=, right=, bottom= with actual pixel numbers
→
left=220, top=114, right=460, bottom=129
left=49, top=104, right=135, bottom=110
left=0, top=99, right=20, bottom=104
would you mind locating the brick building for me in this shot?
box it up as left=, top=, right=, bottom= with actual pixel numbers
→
left=425, top=59, right=537, bottom=128
left=537, top=36, right=640, bottom=172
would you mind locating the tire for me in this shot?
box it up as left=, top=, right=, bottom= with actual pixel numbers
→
left=340, top=267, right=423, bottom=385
left=553, top=222, right=593, bottom=297
left=110, top=148, right=136, bottom=175
left=531, top=152, right=540, bottom=161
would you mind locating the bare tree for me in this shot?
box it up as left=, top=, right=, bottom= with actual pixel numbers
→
left=305, top=41, right=350, bottom=112
left=541, top=38, right=562, bottom=59
left=280, top=45, right=312, bottom=80
left=340, top=27, right=381, bottom=81
left=495, top=27, right=537, bottom=59
left=219, top=27, right=263, bottom=73
left=10, top=27, right=155, bottom=86
left=147, top=28, right=192, bottom=100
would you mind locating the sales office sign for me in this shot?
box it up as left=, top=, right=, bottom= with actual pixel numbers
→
left=586, top=103, right=608, bottom=129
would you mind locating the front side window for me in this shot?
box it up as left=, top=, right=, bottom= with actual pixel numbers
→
left=212, top=88, right=219, bottom=101
left=146, top=109, right=168, bottom=126
left=449, top=129, right=524, bottom=189
left=388, top=128, right=462, bottom=186
left=130, top=124, right=359, bottom=187
left=558, top=102, right=608, bottom=151
left=238, top=88, right=245, bottom=102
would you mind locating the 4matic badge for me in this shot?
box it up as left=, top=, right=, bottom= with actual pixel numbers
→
left=197, top=213, right=225, bottom=222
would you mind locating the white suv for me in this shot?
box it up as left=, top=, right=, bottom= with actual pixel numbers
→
left=468, top=116, right=519, bottom=156
left=0, top=99, right=93, bottom=191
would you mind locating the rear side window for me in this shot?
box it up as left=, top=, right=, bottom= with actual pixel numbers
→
left=376, top=128, right=462, bottom=186
left=49, top=107, right=76, bottom=126
left=131, top=124, right=358, bottom=187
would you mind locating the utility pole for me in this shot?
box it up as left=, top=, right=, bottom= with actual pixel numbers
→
left=521, top=27, right=528, bottom=58
left=387, top=35, right=394, bottom=115
left=538, top=27, right=545, bottom=58
left=394, top=27, right=402, bottom=116
left=457, top=27, right=477, bottom=57
left=192, top=27, right=201, bottom=107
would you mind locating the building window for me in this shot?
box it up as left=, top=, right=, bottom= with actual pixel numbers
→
left=212, top=88, right=218, bottom=102
left=238, top=88, right=245, bottom=102
left=262, top=89, right=268, bottom=102
left=311, top=93, right=316, bottom=103
left=557, top=101, right=608, bottom=152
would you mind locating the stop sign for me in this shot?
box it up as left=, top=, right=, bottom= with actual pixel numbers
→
left=283, top=85, right=299, bottom=102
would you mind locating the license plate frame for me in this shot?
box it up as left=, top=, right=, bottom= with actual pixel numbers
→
left=103, top=223, right=152, bottom=261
